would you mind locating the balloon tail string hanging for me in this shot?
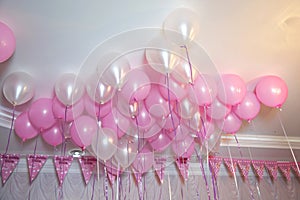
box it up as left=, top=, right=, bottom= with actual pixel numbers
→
left=166, top=73, right=177, bottom=137
left=234, top=135, right=243, bottom=158
left=4, top=105, right=16, bottom=155
left=278, top=112, right=300, bottom=174
left=248, top=148, right=262, bottom=200
left=91, top=174, right=96, bottom=200
left=227, top=146, right=240, bottom=199
left=195, top=147, right=211, bottom=200
left=103, top=163, right=109, bottom=200
left=180, top=45, right=194, bottom=85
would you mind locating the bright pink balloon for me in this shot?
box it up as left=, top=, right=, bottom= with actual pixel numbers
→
left=52, top=97, right=84, bottom=122
left=145, top=84, right=170, bottom=119
left=217, top=74, right=246, bottom=105
left=28, top=98, right=56, bottom=132
left=255, top=76, right=288, bottom=108
left=70, top=115, right=97, bottom=148
left=159, top=75, right=187, bottom=101
left=132, top=144, right=154, bottom=174
left=189, top=74, right=217, bottom=106
left=120, top=69, right=151, bottom=102
left=172, top=135, right=194, bottom=157
left=42, top=123, right=63, bottom=147
left=216, top=112, right=242, bottom=134
left=206, top=99, right=231, bottom=120
left=14, top=112, right=39, bottom=142
left=233, top=92, right=261, bottom=121
left=84, top=96, right=111, bottom=119
left=148, top=130, right=172, bottom=152
left=0, top=22, right=16, bottom=63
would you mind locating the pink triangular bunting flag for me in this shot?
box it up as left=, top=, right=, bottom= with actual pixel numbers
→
left=1, top=154, right=20, bottom=184
left=265, top=161, right=278, bottom=180
left=251, top=160, right=265, bottom=180
left=54, top=156, right=73, bottom=186
left=107, top=172, right=116, bottom=185
left=78, top=156, right=97, bottom=184
left=290, top=162, right=300, bottom=177
left=237, top=159, right=251, bottom=179
left=209, top=157, right=222, bottom=178
left=223, top=158, right=237, bottom=175
left=278, top=162, right=291, bottom=181
left=153, top=157, right=166, bottom=183
left=132, top=168, right=143, bottom=184
left=27, top=154, right=48, bottom=183
left=175, top=157, right=190, bottom=181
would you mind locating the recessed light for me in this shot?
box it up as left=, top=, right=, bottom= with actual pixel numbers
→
left=68, top=148, right=85, bottom=158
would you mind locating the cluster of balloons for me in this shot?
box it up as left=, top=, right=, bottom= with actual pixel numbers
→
left=0, top=8, right=288, bottom=175
left=0, top=21, right=16, bottom=63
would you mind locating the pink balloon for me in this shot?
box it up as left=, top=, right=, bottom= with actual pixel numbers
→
left=28, top=98, right=56, bottom=132
left=148, top=130, right=172, bottom=152
left=14, top=112, right=39, bottom=142
left=84, top=96, right=111, bottom=119
left=216, top=112, right=242, bottom=134
left=142, top=118, right=165, bottom=138
left=159, top=75, right=187, bottom=101
left=145, top=84, right=170, bottom=119
left=101, top=108, right=130, bottom=136
left=255, top=76, right=288, bottom=108
left=114, top=136, right=138, bottom=168
left=217, top=74, right=246, bottom=105
left=206, top=99, right=231, bottom=120
left=52, top=97, right=84, bottom=122
left=0, top=22, right=16, bottom=63
left=172, top=135, right=195, bottom=157
left=42, top=123, right=63, bottom=147
left=132, top=144, right=154, bottom=174
left=120, top=69, right=151, bottom=103
left=132, top=101, right=152, bottom=130
left=199, top=120, right=215, bottom=140
left=233, top=92, right=261, bottom=121
left=189, top=74, right=217, bottom=106
left=70, top=115, right=97, bottom=148
left=163, top=111, right=181, bottom=131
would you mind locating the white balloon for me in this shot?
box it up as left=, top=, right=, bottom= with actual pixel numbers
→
left=2, top=72, right=35, bottom=106
left=55, top=73, right=85, bottom=106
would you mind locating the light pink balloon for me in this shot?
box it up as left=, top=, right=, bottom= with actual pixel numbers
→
left=172, top=135, right=195, bottom=158
left=233, top=92, right=261, bottom=121
left=0, top=22, right=16, bottom=63
left=217, top=74, right=246, bottom=105
left=182, top=111, right=202, bottom=132
left=145, top=84, right=170, bottom=119
left=28, top=98, right=56, bottom=132
left=120, top=69, right=151, bottom=103
left=206, top=99, right=231, bottom=120
left=148, top=130, right=172, bottom=152
left=52, top=97, right=84, bottom=122
left=163, top=111, right=181, bottom=131
left=42, top=123, right=63, bottom=147
left=132, top=144, right=154, bottom=174
left=199, top=120, right=215, bottom=140
left=132, top=101, right=152, bottom=130
left=255, top=76, right=288, bottom=108
left=14, top=112, right=39, bottom=142
left=101, top=108, right=130, bottom=135
left=189, top=74, right=217, bottom=106
left=84, top=95, right=111, bottom=119
left=114, top=136, right=138, bottom=168
left=174, top=96, right=198, bottom=119
left=70, top=115, right=97, bottom=149
left=142, top=118, right=165, bottom=138
left=159, top=75, right=187, bottom=101
left=216, top=112, right=242, bottom=134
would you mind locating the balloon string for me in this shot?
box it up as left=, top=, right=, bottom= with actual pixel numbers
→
left=166, top=73, right=177, bottom=137
left=168, top=172, right=172, bottom=200
left=195, top=149, right=211, bottom=200
left=248, top=148, right=262, bottom=200
left=104, top=164, right=109, bottom=200
left=227, top=146, right=240, bottom=199
left=91, top=174, right=96, bottom=200
left=138, top=179, right=143, bottom=200
left=234, top=135, right=243, bottom=158
left=4, top=106, right=16, bottom=154
left=180, top=45, right=194, bottom=85
left=210, top=167, right=218, bottom=200
left=277, top=112, right=300, bottom=174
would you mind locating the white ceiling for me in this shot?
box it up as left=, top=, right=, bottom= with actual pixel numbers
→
left=0, top=0, right=300, bottom=161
